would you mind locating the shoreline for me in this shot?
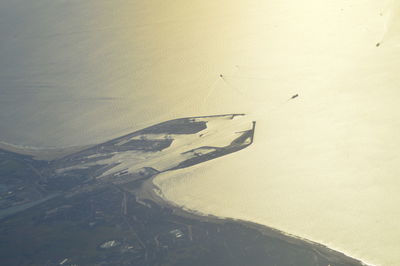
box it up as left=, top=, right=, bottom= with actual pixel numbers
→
left=139, top=175, right=373, bottom=266
left=0, top=141, right=92, bottom=161
left=0, top=114, right=377, bottom=265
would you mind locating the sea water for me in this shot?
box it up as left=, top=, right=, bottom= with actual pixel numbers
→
left=1, top=0, right=399, bottom=265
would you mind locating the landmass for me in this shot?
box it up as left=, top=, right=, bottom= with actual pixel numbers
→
left=0, top=114, right=367, bottom=265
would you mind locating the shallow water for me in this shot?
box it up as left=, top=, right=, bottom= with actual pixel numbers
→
left=1, top=0, right=400, bottom=265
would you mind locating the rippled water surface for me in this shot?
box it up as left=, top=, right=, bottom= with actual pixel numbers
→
left=1, top=1, right=400, bottom=265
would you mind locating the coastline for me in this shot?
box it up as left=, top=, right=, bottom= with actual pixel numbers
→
left=0, top=115, right=377, bottom=265
left=0, top=141, right=92, bottom=161
left=140, top=175, right=372, bottom=266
